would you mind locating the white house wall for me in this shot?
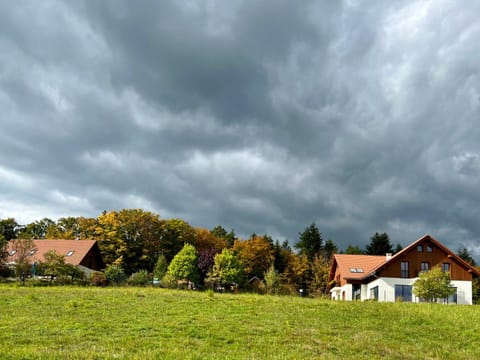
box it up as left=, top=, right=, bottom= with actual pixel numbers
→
left=365, top=278, right=473, bottom=304
left=330, top=284, right=352, bottom=301
left=451, top=280, right=472, bottom=305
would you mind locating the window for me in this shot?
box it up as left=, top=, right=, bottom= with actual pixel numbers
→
left=350, top=268, right=364, bottom=273
left=9, top=250, right=16, bottom=256
left=400, top=261, right=409, bottom=278
left=417, top=245, right=423, bottom=252
left=426, top=245, right=433, bottom=253
left=370, top=286, right=379, bottom=301
left=353, top=284, right=361, bottom=300
left=395, top=285, right=412, bottom=302
left=442, top=263, right=451, bottom=273
left=444, top=288, right=457, bottom=304
left=66, top=250, right=75, bottom=257
left=420, top=262, right=429, bottom=272
left=28, top=250, right=36, bottom=256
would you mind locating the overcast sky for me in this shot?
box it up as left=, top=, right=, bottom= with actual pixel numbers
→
left=1, top=1, right=480, bottom=256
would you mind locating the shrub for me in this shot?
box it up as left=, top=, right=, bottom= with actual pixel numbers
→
left=25, top=278, right=50, bottom=287
left=154, top=254, right=168, bottom=281
left=160, top=273, right=177, bottom=288
left=90, top=271, right=108, bottom=287
left=127, top=270, right=151, bottom=286
left=56, top=275, right=74, bottom=285
left=105, top=265, right=126, bottom=285
left=264, top=265, right=280, bottom=295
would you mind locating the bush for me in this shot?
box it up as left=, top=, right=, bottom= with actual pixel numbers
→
left=90, top=271, right=108, bottom=287
left=127, top=270, right=151, bottom=286
left=160, top=273, right=177, bottom=288
left=105, top=265, right=126, bottom=285
left=0, top=265, right=14, bottom=278
left=154, top=254, right=168, bottom=281
left=25, top=278, right=50, bottom=287
left=56, top=275, right=74, bottom=285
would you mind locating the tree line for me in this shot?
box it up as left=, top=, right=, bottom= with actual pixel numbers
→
left=0, top=210, right=477, bottom=295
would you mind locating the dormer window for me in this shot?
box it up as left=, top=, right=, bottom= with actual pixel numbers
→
left=9, top=250, right=16, bottom=256
left=66, top=250, right=74, bottom=257
left=28, top=250, right=36, bottom=256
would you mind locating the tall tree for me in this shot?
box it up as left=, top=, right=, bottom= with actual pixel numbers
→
left=0, top=218, right=20, bottom=240
left=345, top=244, right=363, bottom=254
left=365, top=232, right=393, bottom=255
left=457, top=247, right=477, bottom=266
left=323, top=239, right=338, bottom=260
left=211, top=225, right=236, bottom=248
left=167, top=243, right=199, bottom=286
left=394, top=243, right=403, bottom=253
left=206, top=248, right=243, bottom=288
left=295, top=223, right=323, bottom=261
left=308, top=255, right=331, bottom=296
left=233, top=235, right=274, bottom=279
left=17, top=218, right=55, bottom=239
left=159, top=218, right=196, bottom=262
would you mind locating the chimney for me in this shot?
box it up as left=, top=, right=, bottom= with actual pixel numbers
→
left=386, top=253, right=393, bottom=261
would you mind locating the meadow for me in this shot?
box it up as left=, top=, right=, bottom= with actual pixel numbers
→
left=0, top=286, right=479, bottom=359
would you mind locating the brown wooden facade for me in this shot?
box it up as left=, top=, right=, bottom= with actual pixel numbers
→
left=374, top=235, right=478, bottom=281
left=329, top=235, right=479, bottom=287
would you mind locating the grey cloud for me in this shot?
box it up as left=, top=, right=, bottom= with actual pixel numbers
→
left=1, top=0, right=480, bottom=260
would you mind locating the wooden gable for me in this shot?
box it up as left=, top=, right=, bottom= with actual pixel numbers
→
left=375, top=235, right=479, bottom=281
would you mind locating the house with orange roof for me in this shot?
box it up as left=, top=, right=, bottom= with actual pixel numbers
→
left=328, top=234, right=480, bottom=304
left=6, top=239, right=105, bottom=275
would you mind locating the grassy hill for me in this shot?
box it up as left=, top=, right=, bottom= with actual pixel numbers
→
left=0, top=286, right=479, bottom=359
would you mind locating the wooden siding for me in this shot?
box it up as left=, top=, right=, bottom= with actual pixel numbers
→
left=378, top=239, right=473, bottom=281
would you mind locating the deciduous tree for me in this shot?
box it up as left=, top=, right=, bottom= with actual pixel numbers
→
left=233, top=235, right=274, bottom=279
left=264, top=265, right=280, bottom=295
left=413, top=267, right=455, bottom=303
left=207, top=248, right=243, bottom=288
left=17, top=218, right=55, bottom=239
left=167, top=243, right=199, bottom=286
left=211, top=225, right=236, bottom=248
left=9, top=238, right=36, bottom=280
left=0, top=218, right=20, bottom=240
left=159, top=219, right=196, bottom=263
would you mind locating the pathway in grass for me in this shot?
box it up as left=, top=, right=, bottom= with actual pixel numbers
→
left=0, top=286, right=479, bottom=359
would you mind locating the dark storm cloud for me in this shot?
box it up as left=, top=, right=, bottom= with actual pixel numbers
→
left=1, top=0, right=480, bottom=259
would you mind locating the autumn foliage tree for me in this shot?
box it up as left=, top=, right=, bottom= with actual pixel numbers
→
left=95, top=209, right=164, bottom=274
left=233, top=235, right=274, bottom=280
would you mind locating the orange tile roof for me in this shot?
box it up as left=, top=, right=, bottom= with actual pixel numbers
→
left=7, top=239, right=98, bottom=266
left=333, top=254, right=386, bottom=279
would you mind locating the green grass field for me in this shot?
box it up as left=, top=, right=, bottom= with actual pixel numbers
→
left=0, top=286, right=479, bottom=359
